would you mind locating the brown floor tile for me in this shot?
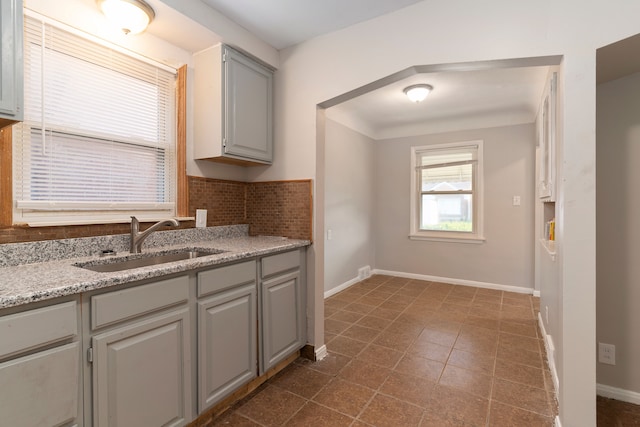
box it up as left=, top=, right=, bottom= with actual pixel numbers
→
left=448, top=348, right=495, bottom=374
left=325, top=318, right=351, bottom=335
left=417, top=326, right=459, bottom=347
left=357, top=314, right=391, bottom=331
left=368, top=306, right=402, bottom=321
left=312, top=378, right=375, bottom=417
left=326, top=335, right=366, bottom=357
left=465, top=314, right=501, bottom=331
left=325, top=298, right=350, bottom=310
left=438, top=364, right=493, bottom=399
left=387, top=293, right=417, bottom=305
left=359, top=393, right=424, bottom=427
left=211, top=412, right=263, bottom=426
left=500, top=319, right=539, bottom=338
left=488, top=401, right=554, bottom=426
left=304, top=352, right=351, bottom=376
left=284, top=401, right=353, bottom=426
left=394, top=353, right=445, bottom=382
left=499, top=332, right=541, bottom=353
left=357, top=295, right=387, bottom=307
left=329, top=309, right=364, bottom=324
left=236, top=385, right=306, bottom=427
left=494, top=359, right=545, bottom=389
left=497, top=342, right=543, bottom=369
left=379, top=371, right=435, bottom=407
left=356, top=343, right=404, bottom=368
left=324, top=305, right=340, bottom=318
left=373, top=329, right=418, bottom=351
left=421, top=384, right=489, bottom=427
left=271, top=364, right=332, bottom=399
left=454, top=327, right=499, bottom=357
left=340, top=360, right=391, bottom=389
left=407, top=339, right=452, bottom=363
left=387, top=317, right=425, bottom=335
left=379, top=299, right=408, bottom=312
left=444, top=295, right=474, bottom=306
left=341, top=324, right=382, bottom=343
left=492, top=378, right=553, bottom=417
left=343, top=302, right=376, bottom=315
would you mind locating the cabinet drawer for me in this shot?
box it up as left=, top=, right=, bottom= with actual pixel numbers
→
left=198, top=260, right=256, bottom=298
left=91, top=275, right=189, bottom=330
left=0, top=301, right=77, bottom=359
left=261, top=250, right=300, bottom=278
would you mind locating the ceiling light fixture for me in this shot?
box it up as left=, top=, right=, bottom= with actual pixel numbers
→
left=97, top=0, right=155, bottom=35
left=403, top=84, right=433, bottom=103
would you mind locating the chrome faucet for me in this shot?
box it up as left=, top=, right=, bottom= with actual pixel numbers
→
left=130, top=216, right=179, bottom=254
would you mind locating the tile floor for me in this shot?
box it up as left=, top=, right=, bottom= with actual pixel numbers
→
left=212, top=274, right=560, bottom=426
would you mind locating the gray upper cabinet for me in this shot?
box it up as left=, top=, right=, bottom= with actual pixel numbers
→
left=0, top=0, right=23, bottom=128
left=194, top=44, right=273, bottom=165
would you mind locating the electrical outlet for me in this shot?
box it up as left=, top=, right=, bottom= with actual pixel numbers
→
left=598, top=343, right=616, bottom=365
left=327, top=229, right=333, bottom=241
left=513, top=195, right=521, bottom=206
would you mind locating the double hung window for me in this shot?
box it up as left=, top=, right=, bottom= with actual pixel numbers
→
left=13, top=12, right=177, bottom=226
left=410, top=141, right=484, bottom=242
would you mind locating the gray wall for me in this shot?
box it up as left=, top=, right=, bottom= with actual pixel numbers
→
left=374, top=124, right=536, bottom=290
left=324, top=119, right=376, bottom=292
left=596, top=71, right=640, bottom=395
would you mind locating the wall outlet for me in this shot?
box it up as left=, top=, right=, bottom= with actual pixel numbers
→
left=327, top=229, right=333, bottom=241
left=513, top=195, right=521, bottom=206
left=195, top=209, right=207, bottom=228
left=598, top=342, right=616, bottom=365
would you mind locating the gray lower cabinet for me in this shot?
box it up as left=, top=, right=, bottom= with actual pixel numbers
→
left=0, top=298, right=82, bottom=427
left=260, top=250, right=305, bottom=373
left=88, top=275, right=191, bottom=427
left=197, top=260, right=257, bottom=412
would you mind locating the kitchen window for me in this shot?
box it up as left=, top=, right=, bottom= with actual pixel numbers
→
left=409, top=141, right=485, bottom=243
left=13, top=12, right=177, bottom=226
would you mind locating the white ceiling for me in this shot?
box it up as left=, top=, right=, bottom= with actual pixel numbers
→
left=199, top=0, right=424, bottom=50
left=326, top=66, right=551, bottom=140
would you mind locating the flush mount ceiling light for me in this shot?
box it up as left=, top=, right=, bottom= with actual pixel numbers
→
left=97, top=0, right=155, bottom=35
left=403, top=84, right=433, bottom=103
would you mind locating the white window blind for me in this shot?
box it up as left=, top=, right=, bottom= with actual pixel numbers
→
left=14, top=13, right=177, bottom=226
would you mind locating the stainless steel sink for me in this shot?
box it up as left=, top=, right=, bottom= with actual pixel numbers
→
left=76, top=248, right=225, bottom=272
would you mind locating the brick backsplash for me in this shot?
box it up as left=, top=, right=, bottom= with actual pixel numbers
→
left=247, top=180, right=312, bottom=240
left=0, top=177, right=312, bottom=244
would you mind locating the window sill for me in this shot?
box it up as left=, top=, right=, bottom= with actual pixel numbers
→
left=409, top=233, right=486, bottom=244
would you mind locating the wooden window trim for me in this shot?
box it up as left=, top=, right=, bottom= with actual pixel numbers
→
left=0, top=65, right=189, bottom=227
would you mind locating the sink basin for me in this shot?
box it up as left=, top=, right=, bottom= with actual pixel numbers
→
left=76, top=248, right=225, bottom=272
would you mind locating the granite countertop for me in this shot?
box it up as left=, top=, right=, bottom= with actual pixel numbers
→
left=0, top=225, right=310, bottom=310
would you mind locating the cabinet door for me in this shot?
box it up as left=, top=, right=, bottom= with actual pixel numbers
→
left=0, top=342, right=80, bottom=427
left=261, top=270, right=304, bottom=372
left=0, top=0, right=23, bottom=123
left=198, top=283, right=257, bottom=411
left=223, top=46, right=273, bottom=163
left=92, top=308, right=191, bottom=427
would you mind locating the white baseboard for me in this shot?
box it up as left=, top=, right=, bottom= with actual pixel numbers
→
left=538, top=312, right=560, bottom=394
left=315, top=345, right=328, bottom=361
left=555, top=416, right=562, bottom=427
left=597, top=383, right=640, bottom=405
left=324, top=276, right=362, bottom=299
left=372, top=269, right=534, bottom=294
left=533, top=290, right=541, bottom=297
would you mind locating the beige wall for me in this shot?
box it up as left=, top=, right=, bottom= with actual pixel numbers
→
left=374, top=124, right=536, bottom=289
left=324, top=120, right=376, bottom=293
left=596, top=71, right=640, bottom=396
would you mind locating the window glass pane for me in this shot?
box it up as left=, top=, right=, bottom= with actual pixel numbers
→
left=420, top=194, right=473, bottom=232
left=421, top=163, right=472, bottom=192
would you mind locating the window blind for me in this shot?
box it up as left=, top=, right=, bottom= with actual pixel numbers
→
left=14, top=13, right=177, bottom=225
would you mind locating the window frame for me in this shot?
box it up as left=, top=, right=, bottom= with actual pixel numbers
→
left=409, top=140, right=485, bottom=243
left=10, top=11, right=184, bottom=227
